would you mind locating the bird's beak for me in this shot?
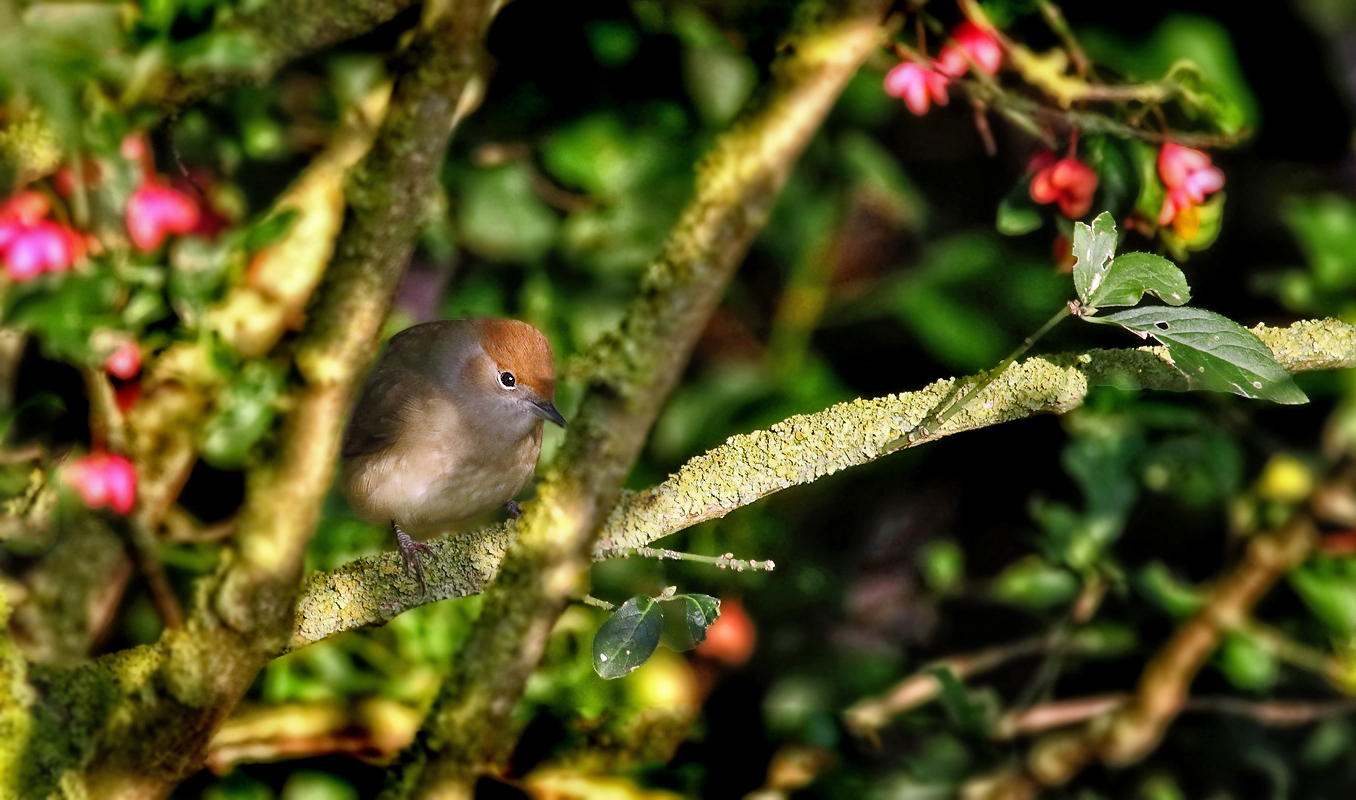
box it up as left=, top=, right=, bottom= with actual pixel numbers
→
left=531, top=399, right=567, bottom=428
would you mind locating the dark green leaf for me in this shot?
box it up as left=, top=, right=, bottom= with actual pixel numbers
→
left=3, top=271, right=121, bottom=362
left=593, top=595, right=663, bottom=679
left=199, top=360, right=285, bottom=469
left=996, top=181, right=1042, bottom=236
left=1082, top=135, right=1138, bottom=218
left=458, top=162, right=559, bottom=261
left=1072, top=211, right=1119, bottom=306
left=1089, top=306, right=1308, bottom=404
left=1085, top=252, right=1191, bottom=309
left=660, top=594, right=720, bottom=652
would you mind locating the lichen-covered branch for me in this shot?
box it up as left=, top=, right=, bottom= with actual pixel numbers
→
left=381, top=2, right=895, bottom=796
left=287, top=318, right=1356, bottom=647
left=598, top=319, right=1355, bottom=555
left=3, top=1, right=501, bottom=796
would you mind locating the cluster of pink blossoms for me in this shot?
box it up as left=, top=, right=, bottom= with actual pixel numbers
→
left=884, top=21, right=1003, bottom=115
left=1157, top=143, right=1224, bottom=233
left=63, top=453, right=137, bottom=515
left=0, top=192, right=85, bottom=280
left=1028, top=151, right=1099, bottom=220
left=1, top=137, right=204, bottom=283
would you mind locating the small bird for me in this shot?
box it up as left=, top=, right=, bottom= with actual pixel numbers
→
left=341, top=318, right=566, bottom=594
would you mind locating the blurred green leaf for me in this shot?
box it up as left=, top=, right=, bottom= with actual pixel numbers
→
left=839, top=131, right=925, bottom=228
left=1136, top=562, right=1205, bottom=617
left=1291, top=556, right=1356, bottom=634
left=1083, top=135, right=1139, bottom=220
left=1088, top=306, right=1308, bottom=404
left=1080, top=14, right=1258, bottom=134
left=996, top=181, right=1042, bottom=236
left=170, top=236, right=241, bottom=326
left=584, top=19, right=640, bottom=67
left=920, top=539, right=964, bottom=594
left=659, top=594, right=720, bottom=651
left=1066, top=622, right=1139, bottom=658
left=457, top=162, right=559, bottom=261
left=897, top=285, right=1007, bottom=370
left=593, top=595, right=663, bottom=679
left=673, top=6, right=756, bottom=125
left=199, top=359, right=284, bottom=469
left=1284, top=194, right=1356, bottom=297
left=4, top=270, right=121, bottom=362
left=280, top=770, right=357, bottom=800
left=1218, top=631, right=1278, bottom=691
left=991, top=556, right=1078, bottom=609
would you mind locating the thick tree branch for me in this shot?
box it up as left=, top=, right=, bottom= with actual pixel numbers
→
left=288, top=319, right=1356, bottom=648
left=150, top=0, right=418, bottom=108
left=381, top=2, right=895, bottom=796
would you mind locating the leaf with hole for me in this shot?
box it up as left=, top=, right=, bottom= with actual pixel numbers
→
left=660, top=594, right=721, bottom=652
left=1088, top=306, right=1307, bottom=404
left=1072, top=211, right=1119, bottom=307
left=593, top=595, right=663, bottom=679
left=1084, top=252, right=1191, bottom=309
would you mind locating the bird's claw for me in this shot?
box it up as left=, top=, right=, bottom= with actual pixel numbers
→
left=395, top=528, right=435, bottom=596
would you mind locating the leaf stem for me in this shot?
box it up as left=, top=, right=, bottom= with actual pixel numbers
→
left=905, top=303, right=1073, bottom=443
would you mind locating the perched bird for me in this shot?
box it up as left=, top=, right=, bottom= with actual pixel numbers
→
left=341, top=318, right=566, bottom=593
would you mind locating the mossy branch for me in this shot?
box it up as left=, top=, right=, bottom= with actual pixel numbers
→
left=151, top=0, right=418, bottom=108
left=287, top=319, right=1356, bottom=648
left=2, top=2, right=502, bottom=797
left=378, top=1, right=895, bottom=796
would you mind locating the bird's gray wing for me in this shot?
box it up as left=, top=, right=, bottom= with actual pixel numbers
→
left=342, top=366, right=436, bottom=458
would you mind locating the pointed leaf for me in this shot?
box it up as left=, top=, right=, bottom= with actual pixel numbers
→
left=1085, top=252, right=1191, bottom=309
left=1089, top=307, right=1308, bottom=404
left=1072, top=211, right=1119, bottom=306
left=660, top=594, right=721, bottom=651
left=593, top=595, right=663, bottom=679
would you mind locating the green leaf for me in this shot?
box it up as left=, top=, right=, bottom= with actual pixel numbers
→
left=1071, top=211, right=1119, bottom=306
left=1082, top=135, right=1138, bottom=219
left=660, top=594, right=721, bottom=652
left=1218, top=632, right=1278, bottom=692
left=996, top=181, right=1042, bottom=236
left=1089, top=306, right=1308, bottom=404
left=1085, top=252, right=1191, bottom=309
left=593, top=595, right=663, bottom=679
left=457, top=162, right=559, bottom=262
left=991, top=556, right=1078, bottom=609
left=1291, top=557, right=1356, bottom=634
left=199, top=360, right=285, bottom=469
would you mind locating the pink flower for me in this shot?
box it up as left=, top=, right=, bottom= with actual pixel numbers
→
left=105, top=341, right=142, bottom=380
left=1030, top=156, right=1098, bottom=219
left=126, top=184, right=200, bottom=252
left=884, top=61, right=950, bottom=115
left=936, top=21, right=1004, bottom=77
left=0, top=191, right=83, bottom=280
left=63, top=453, right=137, bottom=515
left=2, top=222, right=81, bottom=280
left=1157, top=143, right=1224, bottom=226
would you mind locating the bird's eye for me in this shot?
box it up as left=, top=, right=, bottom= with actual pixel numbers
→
left=499, top=371, right=516, bottom=388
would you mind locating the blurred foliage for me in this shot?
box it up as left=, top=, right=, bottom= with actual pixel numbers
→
left=2, top=0, right=1356, bottom=798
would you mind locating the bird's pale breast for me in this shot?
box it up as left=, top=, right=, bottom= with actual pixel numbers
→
left=342, top=392, right=542, bottom=534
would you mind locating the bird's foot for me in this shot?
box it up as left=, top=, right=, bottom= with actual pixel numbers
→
left=395, top=527, right=435, bottom=596
left=504, top=500, right=523, bottom=519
